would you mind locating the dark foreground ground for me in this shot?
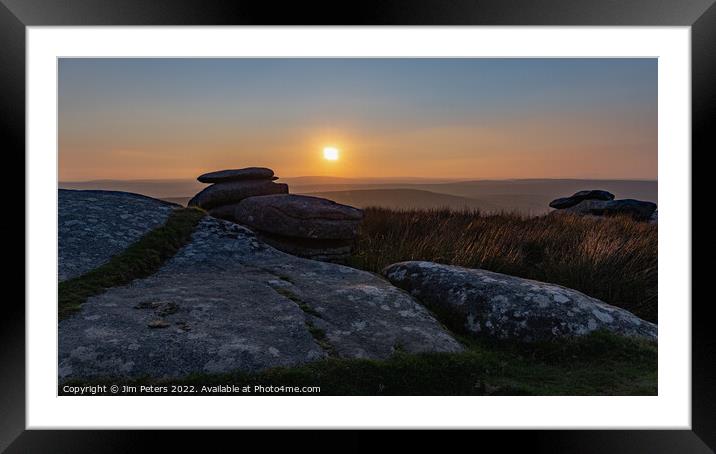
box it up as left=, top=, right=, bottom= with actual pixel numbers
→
left=60, top=330, right=655, bottom=396
left=59, top=204, right=657, bottom=396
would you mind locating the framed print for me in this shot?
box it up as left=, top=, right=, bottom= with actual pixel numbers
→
left=5, top=0, right=713, bottom=451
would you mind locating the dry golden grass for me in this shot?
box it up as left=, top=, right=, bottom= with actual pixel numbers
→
left=350, top=208, right=657, bottom=322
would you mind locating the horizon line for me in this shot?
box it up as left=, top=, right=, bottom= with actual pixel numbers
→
left=59, top=176, right=659, bottom=183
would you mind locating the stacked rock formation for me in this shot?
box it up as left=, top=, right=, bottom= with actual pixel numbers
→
left=549, top=190, right=656, bottom=221
left=189, top=168, right=364, bottom=262
left=234, top=194, right=363, bottom=262
left=188, top=167, right=288, bottom=220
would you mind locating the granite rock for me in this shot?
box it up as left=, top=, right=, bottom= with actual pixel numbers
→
left=549, top=190, right=615, bottom=209
left=383, top=261, right=657, bottom=343
left=602, top=199, right=657, bottom=221
left=197, top=167, right=275, bottom=183
left=188, top=180, right=288, bottom=210
left=59, top=189, right=177, bottom=281
left=234, top=194, right=363, bottom=240
left=59, top=207, right=461, bottom=381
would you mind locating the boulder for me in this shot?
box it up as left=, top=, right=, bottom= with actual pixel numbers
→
left=257, top=231, right=353, bottom=263
left=59, top=189, right=177, bottom=281
left=59, top=215, right=462, bottom=381
left=197, top=167, right=275, bottom=183
left=235, top=194, right=363, bottom=240
left=383, top=261, right=657, bottom=342
left=207, top=203, right=240, bottom=222
left=561, top=199, right=609, bottom=215
left=602, top=199, right=657, bottom=221
left=549, top=190, right=615, bottom=209
left=188, top=180, right=288, bottom=210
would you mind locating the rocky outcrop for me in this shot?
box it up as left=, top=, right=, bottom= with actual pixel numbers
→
left=233, top=194, right=363, bottom=262
left=189, top=168, right=364, bottom=261
left=549, top=190, right=615, bottom=209
left=59, top=189, right=177, bottom=281
left=189, top=179, right=288, bottom=211
left=383, top=261, right=657, bottom=343
left=560, top=199, right=609, bottom=215
left=235, top=194, right=363, bottom=239
left=549, top=189, right=656, bottom=221
left=601, top=199, right=658, bottom=221
left=256, top=233, right=354, bottom=263
left=59, top=209, right=462, bottom=381
left=197, top=167, right=276, bottom=183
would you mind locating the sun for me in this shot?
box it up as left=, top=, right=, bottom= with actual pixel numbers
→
left=323, top=147, right=339, bottom=161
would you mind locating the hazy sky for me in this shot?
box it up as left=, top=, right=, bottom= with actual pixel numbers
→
left=58, top=58, right=657, bottom=181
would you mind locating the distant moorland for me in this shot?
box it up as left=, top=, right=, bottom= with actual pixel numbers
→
left=60, top=177, right=657, bottom=215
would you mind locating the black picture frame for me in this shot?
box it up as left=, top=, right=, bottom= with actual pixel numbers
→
left=4, top=0, right=713, bottom=451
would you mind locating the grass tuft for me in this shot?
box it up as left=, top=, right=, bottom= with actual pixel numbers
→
left=58, top=208, right=205, bottom=320
left=349, top=207, right=657, bottom=322
left=59, top=331, right=656, bottom=395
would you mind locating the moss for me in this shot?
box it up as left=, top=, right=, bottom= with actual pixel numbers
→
left=271, top=285, right=338, bottom=356
left=59, top=331, right=656, bottom=396
left=304, top=320, right=337, bottom=357
left=272, top=287, right=321, bottom=317
left=298, top=303, right=321, bottom=318
left=276, top=274, right=295, bottom=284
left=307, top=323, right=327, bottom=341
left=58, top=208, right=205, bottom=320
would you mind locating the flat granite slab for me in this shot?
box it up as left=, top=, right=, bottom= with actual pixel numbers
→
left=59, top=190, right=177, bottom=281
left=59, top=215, right=462, bottom=381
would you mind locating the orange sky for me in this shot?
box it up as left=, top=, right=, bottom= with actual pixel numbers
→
left=59, top=58, right=657, bottom=181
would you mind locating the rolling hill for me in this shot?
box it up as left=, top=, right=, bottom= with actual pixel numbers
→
left=60, top=178, right=657, bottom=215
left=300, top=189, right=498, bottom=211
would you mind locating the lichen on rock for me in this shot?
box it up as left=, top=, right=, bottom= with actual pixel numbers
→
left=383, top=261, right=657, bottom=342
left=59, top=197, right=461, bottom=381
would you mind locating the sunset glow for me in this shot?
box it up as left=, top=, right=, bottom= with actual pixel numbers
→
left=58, top=58, right=657, bottom=181
left=323, top=147, right=339, bottom=161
